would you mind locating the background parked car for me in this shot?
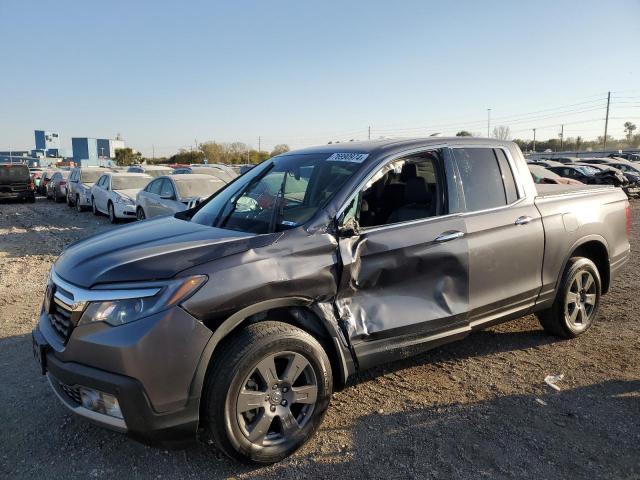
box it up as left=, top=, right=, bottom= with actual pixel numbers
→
left=172, top=164, right=237, bottom=183
left=29, top=167, right=44, bottom=189
left=526, top=159, right=565, bottom=168
left=528, top=164, right=583, bottom=185
left=90, top=172, right=152, bottom=223
left=135, top=173, right=225, bottom=219
left=608, top=153, right=640, bottom=162
left=67, top=167, right=116, bottom=211
left=127, top=165, right=174, bottom=177
left=0, top=163, right=35, bottom=203
left=38, top=169, right=57, bottom=195
left=46, top=171, right=70, bottom=202
left=574, top=163, right=629, bottom=187
left=547, top=164, right=625, bottom=187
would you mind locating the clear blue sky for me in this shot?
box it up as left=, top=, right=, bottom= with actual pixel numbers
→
left=1, top=0, right=639, bottom=156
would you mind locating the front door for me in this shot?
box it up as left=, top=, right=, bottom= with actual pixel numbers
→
left=334, top=149, right=471, bottom=369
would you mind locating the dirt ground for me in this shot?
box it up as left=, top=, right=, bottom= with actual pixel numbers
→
left=1, top=197, right=638, bottom=480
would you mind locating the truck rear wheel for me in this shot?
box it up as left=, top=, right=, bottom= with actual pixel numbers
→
left=536, top=257, right=601, bottom=338
left=201, top=321, right=332, bottom=464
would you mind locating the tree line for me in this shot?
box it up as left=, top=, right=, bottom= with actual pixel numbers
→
left=456, top=121, right=639, bottom=153
left=114, top=142, right=290, bottom=166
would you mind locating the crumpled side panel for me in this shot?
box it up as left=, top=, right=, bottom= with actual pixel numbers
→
left=335, top=217, right=470, bottom=342
left=181, top=230, right=341, bottom=327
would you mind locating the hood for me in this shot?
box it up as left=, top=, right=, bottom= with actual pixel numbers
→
left=54, top=216, right=277, bottom=287
left=114, top=188, right=140, bottom=202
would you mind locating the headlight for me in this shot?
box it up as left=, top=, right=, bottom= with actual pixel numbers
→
left=115, top=196, right=133, bottom=205
left=78, top=275, right=207, bottom=327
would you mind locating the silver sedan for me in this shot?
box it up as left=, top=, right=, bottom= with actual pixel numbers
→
left=135, top=174, right=226, bottom=219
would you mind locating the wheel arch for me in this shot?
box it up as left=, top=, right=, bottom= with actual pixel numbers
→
left=560, top=235, right=610, bottom=294
left=190, top=298, right=355, bottom=409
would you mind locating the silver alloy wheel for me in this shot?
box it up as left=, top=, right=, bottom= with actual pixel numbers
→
left=76, top=196, right=82, bottom=212
left=137, top=208, right=145, bottom=220
left=236, top=351, right=318, bottom=447
left=108, top=203, right=115, bottom=222
left=565, top=269, right=597, bottom=331
left=92, top=198, right=97, bottom=214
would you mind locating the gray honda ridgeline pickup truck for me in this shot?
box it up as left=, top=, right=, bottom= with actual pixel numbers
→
left=33, top=138, right=631, bottom=464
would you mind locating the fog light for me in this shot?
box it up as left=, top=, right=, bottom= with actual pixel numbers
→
left=78, top=387, right=123, bottom=419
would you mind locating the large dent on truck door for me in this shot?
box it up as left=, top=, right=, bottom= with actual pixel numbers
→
left=334, top=217, right=470, bottom=343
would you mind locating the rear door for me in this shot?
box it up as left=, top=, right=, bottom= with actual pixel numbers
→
left=451, top=146, right=544, bottom=327
left=335, top=148, right=470, bottom=369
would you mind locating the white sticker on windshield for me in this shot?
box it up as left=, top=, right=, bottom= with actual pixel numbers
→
left=327, top=153, right=369, bottom=163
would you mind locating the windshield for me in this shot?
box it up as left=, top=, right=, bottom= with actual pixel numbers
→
left=0, top=165, right=30, bottom=182
left=191, top=153, right=363, bottom=234
left=175, top=177, right=225, bottom=198
left=81, top=170, right=104, bottom=183
left=112, top=176, right=151, bottom=190
left=575, top=166, right=599, bottom=176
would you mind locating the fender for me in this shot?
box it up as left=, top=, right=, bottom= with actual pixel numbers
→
left=555, top=234, right=610, bottom=294
left=187, top=297, right=355, bottom=405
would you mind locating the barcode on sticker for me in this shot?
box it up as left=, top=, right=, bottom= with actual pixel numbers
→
left=327, top=153, right=369, bottom=163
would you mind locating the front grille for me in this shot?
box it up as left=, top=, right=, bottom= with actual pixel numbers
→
left=50, top=300, right=74, bottom=341
left=46, top=279, right=82, bottom=344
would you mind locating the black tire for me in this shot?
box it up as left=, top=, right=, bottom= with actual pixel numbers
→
left=67, top=193, right=73, bottom=207
left=76, top=195, right=84, bottom=212
left=202, top=321, right=332, bottom=465
left=92, top=198, right=100, bottom=216
left=536, top=257, right=602, bottom=338
left=28, top=196, right=36, bottom=203
left=108, top=202, right=118, bottom=224
left=55, top=190, right=64, bottom=203
left=136, top=207, right=146, bottom=221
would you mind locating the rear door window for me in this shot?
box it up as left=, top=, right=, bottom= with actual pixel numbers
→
left=452, top=148, right=513, bottom=212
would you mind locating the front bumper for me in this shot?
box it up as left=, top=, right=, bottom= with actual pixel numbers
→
left=114, top=202, right=136, bottom=218
left=33, top=302, right=213, bottom=444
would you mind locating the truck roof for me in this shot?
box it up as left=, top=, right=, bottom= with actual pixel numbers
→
left=280, top=137, right=516, bottom=159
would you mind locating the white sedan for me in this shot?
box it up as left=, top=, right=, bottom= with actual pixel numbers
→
left=90, top=172, right=152, bottom=223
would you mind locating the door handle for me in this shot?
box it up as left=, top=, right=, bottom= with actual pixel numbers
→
left=514, top=216, right=533, bottom=226
left=434, top=231, right=465, bottom=243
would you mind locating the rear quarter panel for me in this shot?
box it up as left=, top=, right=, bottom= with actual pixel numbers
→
left=534, top=186, right=630, bottom=305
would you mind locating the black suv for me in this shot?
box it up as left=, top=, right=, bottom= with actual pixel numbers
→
left=0, top=163, right=36, bottom=202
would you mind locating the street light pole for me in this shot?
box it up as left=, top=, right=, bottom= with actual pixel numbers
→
left=533, top=128, right=536, bottom=152
left=487, top=109, right=491, bottom=138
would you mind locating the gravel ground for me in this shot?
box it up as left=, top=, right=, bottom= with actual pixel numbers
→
left=1, top=197, right=639, bottom=480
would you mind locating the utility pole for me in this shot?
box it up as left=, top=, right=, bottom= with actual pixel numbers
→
left=258, top=136, right=261, bottom=153
left=152, top=144, right=155, bottom=162
left=533, top=128, right=536, bottom=152
left=368, top=126, right=371, bottom=140
left=560, top=124, right=564, bottom=151
left=603, top=91, right=611, bottom=151
left=487, top=109, right=491, bottom=138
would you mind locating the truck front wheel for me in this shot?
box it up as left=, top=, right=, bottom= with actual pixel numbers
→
left=201, top=321, right=333, bottom=464
left=537, top=257, right=602, bottom=338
